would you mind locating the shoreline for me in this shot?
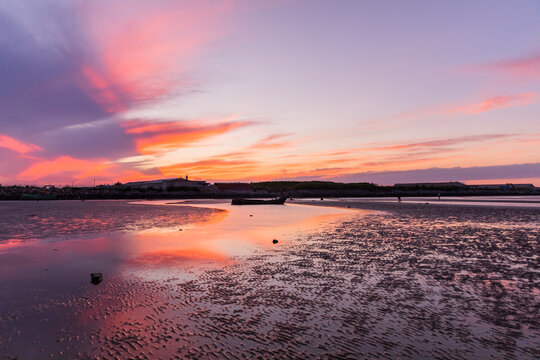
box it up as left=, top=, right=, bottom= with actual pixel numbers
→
left=1, top=185, right=538, bottom=201
left=293, top=197, right=540, bottom=211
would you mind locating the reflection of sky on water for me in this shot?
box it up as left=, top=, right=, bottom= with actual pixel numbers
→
left=0, top=201, right=358, bottom=358
left=0, top=200, right=537, bottom=359
left=124, top=201, right=358, bottom=278
left=0, top=201, right=361, bottom=358
left=0, top=201, right=356, bottom=288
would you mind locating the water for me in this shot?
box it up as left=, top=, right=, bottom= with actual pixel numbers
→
left=0, top=200, right=359, bottom=358
left=322, top=195, right=540, bottom=208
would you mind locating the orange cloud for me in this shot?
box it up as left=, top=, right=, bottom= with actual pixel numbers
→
left=128, top=130, right=539, bottom=183
left=0, top=134, right=42, bottom=154
left=17, top=156, right=112, bottom=181
left=15, top=155, right=162, bottom=185
left=152, top=133, right=296, bottom=180
left=160, top=159, right=257, bottom=179
left=123, top=118, right=253, bottom=155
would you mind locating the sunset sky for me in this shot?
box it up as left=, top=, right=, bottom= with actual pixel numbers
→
left=1, top=0, right=539, bottom=186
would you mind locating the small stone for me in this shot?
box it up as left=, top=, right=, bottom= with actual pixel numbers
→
left=91, top=273, right=103, bottom=285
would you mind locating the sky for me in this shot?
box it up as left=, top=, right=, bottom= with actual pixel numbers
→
left=1, top=0, right=539, bottom=186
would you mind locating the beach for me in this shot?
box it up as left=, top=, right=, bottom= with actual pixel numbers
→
left=0, top=198, right=539, bottom=359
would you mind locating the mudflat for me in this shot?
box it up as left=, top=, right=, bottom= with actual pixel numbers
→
left=0, top=199, right=538, bottom=359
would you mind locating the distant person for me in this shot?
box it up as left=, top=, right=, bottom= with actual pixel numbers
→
left=397, top=196, right=401, bottom=202
left=438, top=193, right=441, bottom=200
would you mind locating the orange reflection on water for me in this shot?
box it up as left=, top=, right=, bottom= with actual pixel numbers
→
left=131, top=248, right=230, bottom=268
left=123, top=201, right=359, bottom=268
left=0, top=239, right=26, bottom=251
left=0, top=201, right=368, bottom=359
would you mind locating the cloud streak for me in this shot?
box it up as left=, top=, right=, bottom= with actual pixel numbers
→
left=381, top=92, right=538, bottom=127
left=0, top=134, right=42, bottom=154
left=123, top=117, right=254, bottom=155
left=364, top=134, right=515, bottom=152
left=485, top=52, right=540, bottom=78
left=17, top=156, right=113, bottom=181
left=445, top=92, right=537, bottom=115
left=331, top=163, right=540, bottom=185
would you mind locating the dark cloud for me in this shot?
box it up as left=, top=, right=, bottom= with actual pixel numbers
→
left=39, top=121, right=136, bottom=160
left=331, top=163, right=540, bottom=185
left=0, top=6, right=140, bottom=161
left=0, top=9, right=108, bottom=137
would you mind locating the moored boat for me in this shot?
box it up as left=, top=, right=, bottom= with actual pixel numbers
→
left=231, top=196, right=286, bottom=205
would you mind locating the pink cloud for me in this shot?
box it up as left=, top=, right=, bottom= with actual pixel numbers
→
left=17, top=156, right=113, bottom=182
left=248, top=133, right=293, bottom=150
left=366, top=134, right=514, bottom=152
left=381, top=92, right=538, bottom=126
left=0, top=134, right=42, bottom=154
left=487, top=52, right=540, bottom=78
left=77, top=0, right=236, bottom=113
left=122, top=117, right=254, bottom=155
left=446, top=92, right=537, bottom=115
left=16, top=155, right=160, bottom=185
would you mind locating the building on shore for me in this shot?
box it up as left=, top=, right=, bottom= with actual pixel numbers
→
left=469, top=183, right=536, bottom=190
left=394, top=182, right=466, bottom=188
left=124, top=176, right=208, bottom=190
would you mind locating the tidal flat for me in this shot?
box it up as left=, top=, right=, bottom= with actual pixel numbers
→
left=0, top=199, right=538, bottom=359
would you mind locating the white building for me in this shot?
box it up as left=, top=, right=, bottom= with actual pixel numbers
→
left=124, top=177, right=208, bottom=190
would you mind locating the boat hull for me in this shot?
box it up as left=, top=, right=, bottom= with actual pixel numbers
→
left=231, top=197, right=286, bottom=205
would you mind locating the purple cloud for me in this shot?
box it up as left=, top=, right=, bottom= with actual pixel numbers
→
left=331, top=163, right=540, bottom=185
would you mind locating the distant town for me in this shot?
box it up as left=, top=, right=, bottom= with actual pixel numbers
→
left=0, top=176, right=537, bottom=200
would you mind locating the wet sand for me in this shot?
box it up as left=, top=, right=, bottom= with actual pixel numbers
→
left=0, top=200, right=220, bottom=243
left=1, top=199, right=539, bottom=359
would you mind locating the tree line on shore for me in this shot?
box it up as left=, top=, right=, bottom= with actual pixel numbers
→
left=0, top=181, right=537, bottom=200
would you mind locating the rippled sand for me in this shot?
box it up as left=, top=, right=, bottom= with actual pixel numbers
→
left=1, top=200, right=539, bottom=359
left=0, top=200, right=219, bottom=243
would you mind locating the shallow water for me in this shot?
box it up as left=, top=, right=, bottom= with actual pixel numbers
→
left=0, top=199, right=538, bottom=359
left=331, top=195, right=540, bottom=208
left=0, top=200, right=358, bottom=359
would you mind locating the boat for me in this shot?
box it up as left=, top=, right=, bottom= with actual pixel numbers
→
left=231, top=196, right=286, bottom=205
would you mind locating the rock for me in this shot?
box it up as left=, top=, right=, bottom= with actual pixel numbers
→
left=272, top=239, right=278, bottom=244
left=91, top=273, right=103, bottom=285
